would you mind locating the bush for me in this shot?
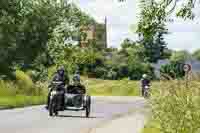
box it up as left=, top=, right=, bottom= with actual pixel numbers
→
left=15, top=70, right=35, bottom=95
left=94, top=67, right=108, bottom=79
left=117, top=64, right=129, bottom=78
left=0, top=71, right=47, bottom=108
left=47, top=66, right=57, bottom=80
left=160, top=62, right=185, bottom=79
left=149, top=79, right=200, bottom=133
left=128, top=62, right=154, bottom=80
left=0, top=80, right=17, bottom=96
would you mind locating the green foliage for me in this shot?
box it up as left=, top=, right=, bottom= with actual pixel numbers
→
left=0, top=0, right=95, bottom=79
left=142, top=120, right=160, bottom=133
left=0, top=70, right=47, bottom=108
left=94, top=67, right=108, bottom=79
left=158, top=51, right=191, bottom=79
left=0, top=80, right=17, bottom=96
left=47, top=66, right=57, bottom=80
left=193, top=49, right=200, bottom=61
left=0, top=95, right=46, bottom=108
left=160, top=62, right=185, bottom=79
left=15, top=70, right=35, bottom=95
left=121, top=38, right=136, bottom=49
left=128, top=62, right=154, bottom=80
left=119, top=39, right=155, bottom=80
left=170, top=50, right=191, bottom=63
left=85, top=78, right=139, bottom=96
left=150, top=80, right=200, bottom=133
left=117, top=64, right=129, bottom=78
left=137, top=0, right=169, bottom=63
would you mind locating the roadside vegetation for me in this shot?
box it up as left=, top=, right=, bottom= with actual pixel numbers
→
left=85, top=78, right=140, bottom=96
left=142, top=77, right=200, bottom=133
left=0, top=70, right=47, bottom=108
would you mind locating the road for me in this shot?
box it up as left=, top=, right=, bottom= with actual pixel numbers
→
left=0, top=97, right=147, bottom=133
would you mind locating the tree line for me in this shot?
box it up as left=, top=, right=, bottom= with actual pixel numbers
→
left=0, top=0, right=199, bottom=81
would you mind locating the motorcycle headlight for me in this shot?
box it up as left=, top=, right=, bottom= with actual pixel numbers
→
left=51, top=91, right=57, bottom=96
left=145, top=86, right=149, bottom=89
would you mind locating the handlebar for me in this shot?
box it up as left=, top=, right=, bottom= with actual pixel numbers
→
left=52, top=81, right=63, bottom=84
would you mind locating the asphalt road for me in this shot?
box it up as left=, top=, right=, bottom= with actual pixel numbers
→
left=0, top=97, right=146, bottom=133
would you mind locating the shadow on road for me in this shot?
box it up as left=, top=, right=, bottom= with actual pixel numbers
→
left=56, top=115, right=101, bottom=119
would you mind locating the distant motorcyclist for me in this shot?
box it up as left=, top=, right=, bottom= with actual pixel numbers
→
left=46, top=66, right=69, bottom=109
left=140, top=74, right=150, bottom=97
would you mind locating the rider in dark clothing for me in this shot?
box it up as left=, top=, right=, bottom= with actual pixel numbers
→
left=46, top=66, right=69, bottom=109
left=73, top=70, right=81, bottom=83
left=141, top=74, right=150, bottom=96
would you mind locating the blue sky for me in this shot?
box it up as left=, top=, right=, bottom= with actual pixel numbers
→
left=72, top=0, right=200, bottom=52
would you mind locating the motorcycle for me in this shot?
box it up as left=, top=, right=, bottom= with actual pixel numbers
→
left=48, top=81, right=91, bottom=118
left=48, top=81, right=65, bottom=116
left=143, top=85, right=150, bottom=98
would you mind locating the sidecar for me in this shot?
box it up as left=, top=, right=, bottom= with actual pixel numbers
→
left=49, top=84, right=91, bottom=118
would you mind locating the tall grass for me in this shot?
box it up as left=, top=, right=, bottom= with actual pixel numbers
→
left=143, top=74, right=200, bottom=133
left=0, top=95, right=46, bottom=109
left=83, top=78, right=140, bottom=96
left=0, top=70, right=47, bottom=108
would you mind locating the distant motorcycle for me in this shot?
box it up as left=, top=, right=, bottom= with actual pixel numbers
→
left=48, top=81, right=91, bottom=117
left=143, top=85, right=150, bottom=98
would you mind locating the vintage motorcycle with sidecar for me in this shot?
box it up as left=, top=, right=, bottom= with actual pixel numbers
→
left=48, top=81, right=91, bottom=117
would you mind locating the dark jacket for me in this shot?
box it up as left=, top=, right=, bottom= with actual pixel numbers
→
left=51, top=72, right=69, bottom=85
left=141, top=78, right=150, bottom=88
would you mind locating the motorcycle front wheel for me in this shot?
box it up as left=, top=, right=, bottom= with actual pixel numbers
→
left=49, top=98, right=58, bottom=116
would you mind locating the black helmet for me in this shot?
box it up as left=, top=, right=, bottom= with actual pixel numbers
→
left=73, top=74, right=80, bottom=82
left=75, top=70, right=80, bottom=75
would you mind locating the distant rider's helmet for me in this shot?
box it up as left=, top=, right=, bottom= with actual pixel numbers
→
left=73, top=74, right=80, bottom=85
left=73, top=74, right=80, bottom=81
left=75, top=69, right=80, bottom=75
left=142, top=74, right=148, bottom=79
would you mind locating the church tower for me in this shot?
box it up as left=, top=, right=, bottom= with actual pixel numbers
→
left=104, top=17, right=108, bottom=48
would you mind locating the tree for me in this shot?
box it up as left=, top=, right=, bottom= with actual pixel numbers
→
left=119, top=39, right=155, bottom=79
left=162, top=0, right=198, bottom=19
left=0, top=0, right=97, bottom=79
left=0, top=0, right=66, bottom=76
left=120, top=0, right=199, bottom=63
left=193, top=49, right=200, bottom=61
left=119, top=0, right=199, bottom=19
left=159, top=50, right=191, bottom=79
left=160, top=62, right=185, bottom=79
left=121, top=38, right=136, bottom=49
left=137, top=0, right=169, bottom=63
left=170, top=50, right=191, bottom=63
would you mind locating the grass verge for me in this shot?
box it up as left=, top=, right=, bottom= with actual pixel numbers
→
left=142, top=120, right=160, bottom=133
left=85, top=78, right=140, bottom=96
left=0, top=95, right=46, bottom=109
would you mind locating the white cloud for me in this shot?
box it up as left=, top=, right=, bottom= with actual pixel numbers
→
left=168, top=23, right=200, bottom=32
left=165, top=32, right=200, bottom=52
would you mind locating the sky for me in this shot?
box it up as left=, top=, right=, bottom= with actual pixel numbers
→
left=71, top=0, right=200, bottom=52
